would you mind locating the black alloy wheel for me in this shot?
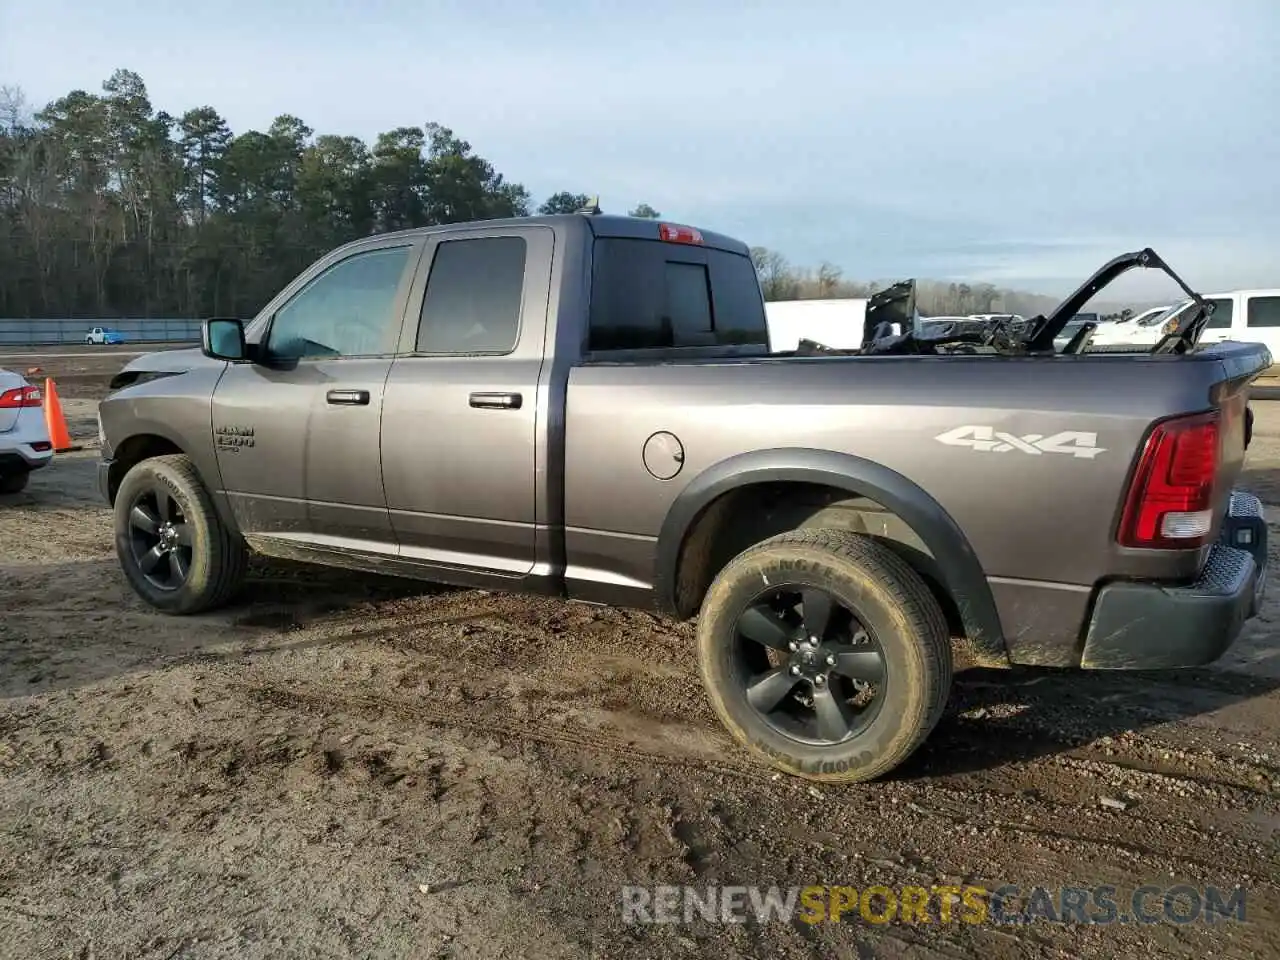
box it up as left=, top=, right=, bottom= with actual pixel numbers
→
left=732, top=585, right=887, bottom=746
left=125, top=485, right=195, bottom=591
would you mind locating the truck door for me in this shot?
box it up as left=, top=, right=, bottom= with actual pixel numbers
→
left=380, top=225, right=554, bottom=576
left=210, top=237, right=421, bottom=551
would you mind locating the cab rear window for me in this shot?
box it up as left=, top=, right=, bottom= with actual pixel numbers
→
left=588, top=238, right=768, bottom=351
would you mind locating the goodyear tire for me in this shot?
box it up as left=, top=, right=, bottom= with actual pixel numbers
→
left=113, top=454, right=247, bottom=614
left=696, top=528, right=952, bottom=782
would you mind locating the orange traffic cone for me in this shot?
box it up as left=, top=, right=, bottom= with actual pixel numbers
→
left=43, top=378, right=75, bottom=453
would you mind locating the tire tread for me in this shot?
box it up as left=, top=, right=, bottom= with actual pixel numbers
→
left=698, top=527, right=953, bottom=782
left=116, top=454, right=247, bottom=613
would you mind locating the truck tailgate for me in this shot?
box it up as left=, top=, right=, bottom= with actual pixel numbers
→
left=1204, top=340, right=1271, bottom=532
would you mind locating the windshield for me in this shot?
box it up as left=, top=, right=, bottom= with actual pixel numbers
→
left=1153, top=300, right=1193, bottom=325
left=1142, top=302, right=1185, bottom=325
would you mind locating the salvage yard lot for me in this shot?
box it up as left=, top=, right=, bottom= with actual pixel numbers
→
left=3, top=348, right=1280, bottom=959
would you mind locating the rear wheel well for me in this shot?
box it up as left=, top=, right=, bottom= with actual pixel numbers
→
left=671, top=481, right=966, bottom=639
left=107, top=434, right=184, bottom=503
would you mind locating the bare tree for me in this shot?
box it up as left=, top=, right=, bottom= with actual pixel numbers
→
left=816, top=262, right=842, bottom=297
left=0, top=85, right=28, bottom=132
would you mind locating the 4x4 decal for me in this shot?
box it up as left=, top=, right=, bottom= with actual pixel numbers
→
left=935, top=425, right=1106, bottom=459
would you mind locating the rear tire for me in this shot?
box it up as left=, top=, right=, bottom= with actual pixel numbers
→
left=114, top=454, right=247, bottom=614
left=696, top=528, right=952, bottom=782
left=0, top=472, right=30, bottom=495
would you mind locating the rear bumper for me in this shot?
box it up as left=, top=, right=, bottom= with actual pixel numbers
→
left=1080, top=490, right=1268, bottom=669
left=0, top=445, right=53, bottom=473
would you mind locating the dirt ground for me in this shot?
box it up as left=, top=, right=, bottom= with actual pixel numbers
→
left=2, top=347, right=1280, bottom=959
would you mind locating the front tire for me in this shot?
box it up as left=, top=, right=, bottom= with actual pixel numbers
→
left=696, top=529, right=952, bottom=783
left=113, top=454, right=247, bottom=614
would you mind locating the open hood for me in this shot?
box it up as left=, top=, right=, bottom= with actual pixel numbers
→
left=1025, top=248, right=1208, bottom=354
left=858, top=247, right=1213, bottom=358
left=862, top=279, right=917, bottom=344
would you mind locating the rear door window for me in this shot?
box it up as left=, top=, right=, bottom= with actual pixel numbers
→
left=415, top=236, right=527, bottom=354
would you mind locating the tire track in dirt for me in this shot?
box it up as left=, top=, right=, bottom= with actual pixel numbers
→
left=7, top=416, right=1280, bottom=956
left=7, top=616, right=1279, bottom=958
left=237, top=676, right=1279, bottom=871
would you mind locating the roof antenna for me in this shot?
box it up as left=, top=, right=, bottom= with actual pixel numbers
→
left=576, top=195, right=602, bottom=215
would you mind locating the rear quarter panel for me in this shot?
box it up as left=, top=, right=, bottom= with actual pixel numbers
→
left=564, top=352, right=1235, bottom=614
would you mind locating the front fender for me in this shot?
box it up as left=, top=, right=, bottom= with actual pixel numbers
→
left=98, top=367, right=236, bottom=532
left=653, top=447, right=1007, bottom=663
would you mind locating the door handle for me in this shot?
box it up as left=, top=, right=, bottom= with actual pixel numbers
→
left=469, top=391, right=522, bottom=410
left=326, top=389, right=370, bottom=406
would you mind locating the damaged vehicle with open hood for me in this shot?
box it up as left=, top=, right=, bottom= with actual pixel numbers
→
left=96, top=214, right=1270, bottom=784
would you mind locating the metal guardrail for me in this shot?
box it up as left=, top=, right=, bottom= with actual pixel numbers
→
left=0, top=318, right=203, bottom=346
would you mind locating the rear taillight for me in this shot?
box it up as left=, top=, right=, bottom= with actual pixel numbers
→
left=0, top=385, right=41, bottom=408
left=1118, top=411, right=1220, bottom=549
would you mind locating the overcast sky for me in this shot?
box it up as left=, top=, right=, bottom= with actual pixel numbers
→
left=3, top=0, right=1277, bottom=297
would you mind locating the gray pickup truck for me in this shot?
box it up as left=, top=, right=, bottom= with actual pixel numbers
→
left=96, top=213, right=1271, bottom=783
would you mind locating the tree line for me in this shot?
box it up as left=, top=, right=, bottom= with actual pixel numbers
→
left=1, top=68, right=1065, bottom=321
left=748, top=247, right=1064, bottom=319
left=0, top=71, right=663, bottom=320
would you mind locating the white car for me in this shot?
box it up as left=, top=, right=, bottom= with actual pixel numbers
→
left=1087, top=305, right=1174, bottom=347
left=0, top=369, right=54, bottom=494
left=968, top=313, right=1027, bottom=324
left=1094, top=291, right=1280, bottom=354
left=1124, top=306, right=1170, bottom=327
left=84, top=326, right=126, bottom=345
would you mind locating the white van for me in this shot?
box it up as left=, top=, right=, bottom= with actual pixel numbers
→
left=1192, top=289, right=1280, bottom=356
left=1116, top=289, right=1280, bottom=353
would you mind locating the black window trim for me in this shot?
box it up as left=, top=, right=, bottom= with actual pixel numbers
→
left=405, top=234, right=529, bottom=358
left=579, top=342, right=773, bottom=365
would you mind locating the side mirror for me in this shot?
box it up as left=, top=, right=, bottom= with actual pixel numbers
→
left=201, top=318, right=248, bottom=361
